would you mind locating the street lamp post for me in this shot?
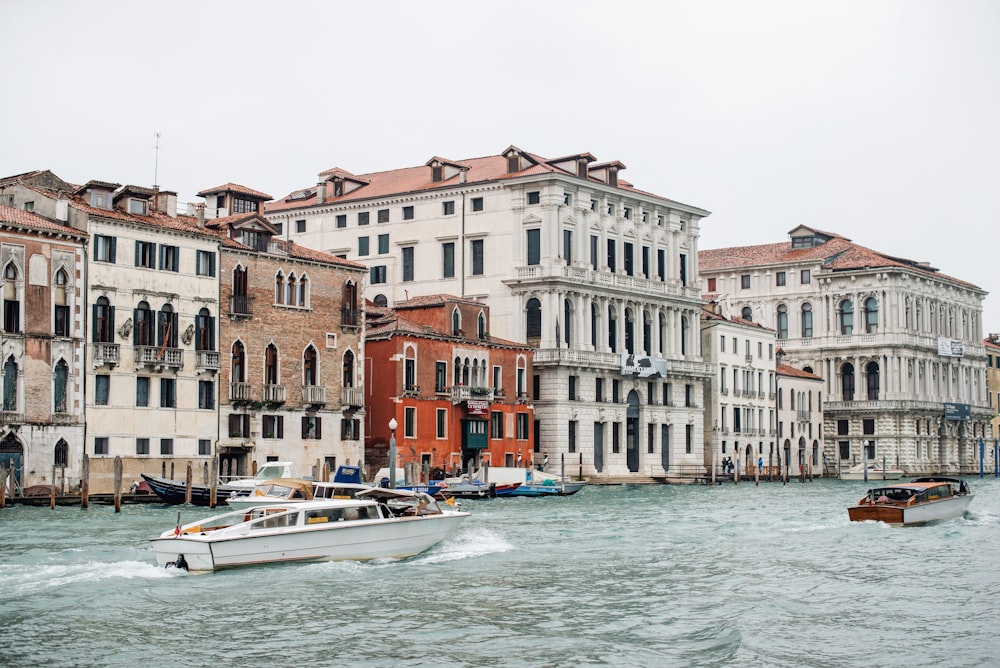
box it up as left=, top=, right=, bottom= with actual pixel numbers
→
left=388, top=417, right=398, bottom=489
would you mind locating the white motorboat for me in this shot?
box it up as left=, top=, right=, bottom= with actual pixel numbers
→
left=224, top=465, right=374, bottom=511
left=839, top=462, right=904, bottom=481
left=150, top=488, right=470, bottom=572
left=847, top=477, right=973, bottom=526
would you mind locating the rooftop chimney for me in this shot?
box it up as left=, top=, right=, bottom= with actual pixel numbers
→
left=55, top=190, right=69, bottom=222
left=316, top=181, right=326, bottom=204
left=196, top=203, right=206, bottom=229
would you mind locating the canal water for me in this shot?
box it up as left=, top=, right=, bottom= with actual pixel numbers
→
left=2, top=478, right=999, bottom=668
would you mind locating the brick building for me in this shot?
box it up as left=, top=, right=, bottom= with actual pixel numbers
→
left=202, top=184, right=368, bottom=480
left=364, top=295, right=534, bottom=476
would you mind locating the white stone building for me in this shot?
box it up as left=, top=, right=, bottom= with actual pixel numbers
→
left=700, top=225, right=989, bottom=475
left=266, top=146, right=712, bottom=480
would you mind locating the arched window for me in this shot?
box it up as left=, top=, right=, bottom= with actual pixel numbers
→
left=608, top=305, right=618, bottom=353
left=275, top=271, right=285, bottom=305
left=866, top=361, right=880, bottom=400
left=232, top=266, right=249, bottom=314
left=54, top=359, right=69, bottom=413
left=3, top=355, right=17, bottom=410
left=839, top=300, right=854, bottom=335
left=841, top=363, right=855, bottom=401
left=373, top=294, right=388, bottom=307
left=864, top=297, right=878, bottom=334
left=342, top=350, right=355, bottom=388
left=134, top=300, right=154, bottom=346
left=801, top=302, right=813, bottom=338
left=516, top=356, right=527, bottom=396
left=285, top=273, right=296, bottom=306
left=196, top=308, right=214, bottom=351
left=157, top=303, right=177, bottom=348
left=741, top=306, right=753, bottom=322
left=54, top=439, right=68, bottom=468
left=404, top=345, right=417, bottom=391
left=2, top=262, right=19, bottom=333
left=477, top=311, right=487, bottom=339
left=526, top=298, right=541, bottom=339
left=453, top=356, right=462, bottom=386
left=231, top=341, right=246, bottom=383
left=624, top=308, right=635, bottom=354
left=342, top=282, right=358, bottom=325
left=265, top=343, right=279, bottom=385
left=790, top=390, right=795, bottom=410
left=452, top=308, right=461, bottom=336
left=303, top=345, right=318, bottom=386
left=53, top=268, right=70, bottom=337
left=776, top=304, right=788, bottom=340
left=297, top=275, right=309, bottom=307
left=92, top=296, right=114, bottom=342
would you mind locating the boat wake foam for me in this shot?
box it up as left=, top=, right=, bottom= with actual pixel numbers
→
left=414, top=526, right=513, bottom=565
left=0, top=560, right=180, bottom=597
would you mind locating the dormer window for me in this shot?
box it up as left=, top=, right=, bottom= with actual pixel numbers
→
left=128, top=199, right=147, bottom=215
left=507, top=155, right=520, bottom=173
left=333, top=180, right=343, bottom=197
left=608, top=169, right=618, bottom=187
left=91, top=192, right=109, bottom=209
left=432, top=165, right=443, bottom=182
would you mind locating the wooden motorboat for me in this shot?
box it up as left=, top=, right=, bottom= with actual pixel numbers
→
left=839, top=462, right=904, bottom=481
left=225, top=467, right=376, bottom=510
left=847, top=477, right=973, bottom=526
left=150, top=488, right=470, bottom=572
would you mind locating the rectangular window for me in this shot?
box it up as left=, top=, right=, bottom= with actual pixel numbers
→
left=568, top=420, right=577, bottom=453
left=402, top=206, right=414, bottom=220
left=741, top=274, right=751, bottom=289
left=590, top=235, right=599, bottom=269
left=442, top=242, right=455, bottom=278
left=370, top=265, right=387, bottom=284
left=377, top=209, right=390, bottom=224
left=377, top=233, right=389, bottom=254
left=160, top=378, right=176, bottom=408
left=685, top=424, right=693, bottom=454
left=296, top=219, right=307, bottom=233
left=838, top=419, right=849, bottom=435
left=229, top=413, right=250, bottom=438
left=471, top=239, right=484, bottom=275
left=436, top=409, right=447, bottom=438
left=274, top=222, right=283, bottom=235
left=839, top=441, right=850, bottom=459
left=302, top=416, right=322, bottom=439
left=196, top=250, right=216, bottom=276
left=94, top=437, right=109, bottom=455
left=136, top=377, right=149, bottom=407
left=436, top=361, right=448, bottom=392
left=647, top=381, right=656, bottom=405
left=612, top=422, right=621, bottom=453
left=526, top=229, right=540, bottom=265
left=94, top=235, right=116, bottom=263
left=96, top=374, right=110, bottom=405
left=595, top=378, right=604, bottom=402
left=471, top=197, right=484, bottom=212
left=776, top=271, right=786, bottom=286
left=198, top=439, right=211, bottom=456
left=685, top=384, right=693, bottom=407
left=443, top=201, right=455, bottom=215
left=657, top=249, right=665, bottom=281
left=527, top=191, right=540, bottom=205
left=491, top=411, right=504, bottom=439
left=568, top=375, right=578, bottom=400
left=624, top=242, right=634, bottom=276
left=160, top=438, right=173, bottom=455
left=54, top=304, right=70, bottom=337
left=135, top=241, right=156, bottom=268
left=358, top=236, right=370, bottom=256
left=679, top=253, right=688, bottom=285
left=336, top=214, right=347, bottom=228
left=402, top=247, right=414, bottom=282
left=563, top=229, right=573, bottom=263
left=358, top=211, right=370, bottom=225
left=516, top=413, right=529, bottom=440
left=198, top=380, right=214, bottom=410
left=404, top=406, right=416, bottom=438
left=641, top=246, right=649, bottom=278
left=136, top=438, right=149, bottom=455
left=623, top=206, right=632, bottom=220
left=263, top=415, right=285, bottom=439
left=863, top=419, right=875, bottom=435
left=801, top=269, right=811, bottom=284
left=158, top=245, right=179, bottom=272
left=129, top=199, right=147, bottom=215
left=607, top=239, right=616, bottom=272
left=707, top=277, right=717, bottom=292
left=612, top=380, right=620, bottom=403
left=340, top=418, right=360, bottom=440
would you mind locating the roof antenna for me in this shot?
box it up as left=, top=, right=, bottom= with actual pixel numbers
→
left=152, top=132, right=161, bottom=188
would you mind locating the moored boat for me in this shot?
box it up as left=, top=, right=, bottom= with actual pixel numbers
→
left=839, top=462, right=904, bottom=481
left=470, top=466, right=586, bottom=497
left=150, top=487, right=470, bottom=572
left=439, top=479, right=522, bottom=499
left=141, top=461, right=297, bottom=506
left=847, top=477, right=973, bottom=526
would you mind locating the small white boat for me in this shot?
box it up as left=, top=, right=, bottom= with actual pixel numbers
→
left=839, top=462, right=904, bottom=481
left=847, top=477, right=973, bottom=526
left=150, top=488, right=470, bottom=572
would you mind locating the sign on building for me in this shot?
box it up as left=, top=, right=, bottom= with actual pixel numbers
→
left=938, top=337, right=965, bottom=358
left=466, top=400, right=490, bottom=416
left=621, top=354, right=668, bottom=378
left=944, top=402, right=971, bottom=421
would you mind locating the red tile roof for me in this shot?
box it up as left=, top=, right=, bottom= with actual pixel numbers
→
left=777, top=364, right=823, bottom=381
left=205, top=213, right=366, bottom=269
left=0, top=204, right=85, bottom=237
left=197, top=183, right=273, bottom=200
left=266, top=148, right=708, bottom=214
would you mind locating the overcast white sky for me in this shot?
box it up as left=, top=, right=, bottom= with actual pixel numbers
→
left=4, top=1, right=998, bottom=332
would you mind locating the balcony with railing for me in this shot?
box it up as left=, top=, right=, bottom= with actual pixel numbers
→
left=451, top=386, right=494, bottom=403
left=262, top=383, right=286, bottom=404
left=51, top=412, right=75, bottom=424
left=92, top=343, right=120, bottom=367
left=1, top=411, right=24, bottom=425
left=196, top=350, right=220, bottom=371
left=797, top=409, right=812, bottom=422
left=302, top=385, right=326, bottom=405
left=230, top=294, right=253, bottom=317
left=342, top=386, right=364, bottom=408
left=229, top=382, right=253, bottom=402
left=134, top=346, right=183, bottom=369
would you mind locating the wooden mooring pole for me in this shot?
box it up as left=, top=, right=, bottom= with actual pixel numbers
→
left=185, top=462, right=193, bottom=505
left=114, top=456, right=123, bottom=512
left=81, top=454, right=89, bottom=509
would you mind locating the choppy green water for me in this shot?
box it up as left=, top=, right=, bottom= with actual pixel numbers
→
left=2, top=478, right=999, bottom=668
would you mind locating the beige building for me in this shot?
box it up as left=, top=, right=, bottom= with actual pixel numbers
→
left=700, top=225, right=989, bottom=475
left=266, top=146, right=712, bottom=480
left=0, top=183, right=88, bottom=492
left=775, top=363, right=825, bottom=478
left=985, top=335, right=1000, bottom=447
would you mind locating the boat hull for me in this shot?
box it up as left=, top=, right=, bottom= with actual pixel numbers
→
left=848, top=493, right=972, bottom=526
left=507, top=480, right=586, bottom=497
left=151, top=513, right=468, bottom=572
left=141, top=474, right=241, bottom=506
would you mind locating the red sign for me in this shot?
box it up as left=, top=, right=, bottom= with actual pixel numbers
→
left=466, top=400, right=490, bottom=416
